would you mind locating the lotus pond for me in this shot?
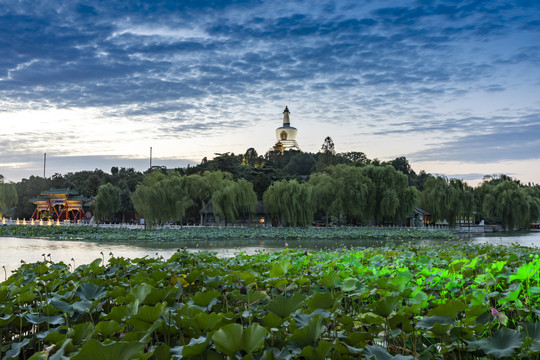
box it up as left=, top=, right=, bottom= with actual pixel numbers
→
left=2, top=244, right=540, bottom=359
left=0, top=225, right=458, bottom=242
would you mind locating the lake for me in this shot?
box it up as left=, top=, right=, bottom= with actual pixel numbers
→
left=1, top=231, right=540, bottom=277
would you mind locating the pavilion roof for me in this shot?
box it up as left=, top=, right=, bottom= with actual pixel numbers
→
left=40, top=188, right=79, bottom=196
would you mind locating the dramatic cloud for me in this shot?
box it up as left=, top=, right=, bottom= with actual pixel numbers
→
left=1, top=0, right=539, bottom=182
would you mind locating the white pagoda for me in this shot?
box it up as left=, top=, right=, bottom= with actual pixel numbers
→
left=273, top=106, right=300, bottom=152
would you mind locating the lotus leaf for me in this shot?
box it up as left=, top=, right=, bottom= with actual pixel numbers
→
left=269, top=260, right=292, bottom=278
left=481, top=327, right=523, bottom=358
left=371, top=296, right=400, bottom=318
left=306, top=292, right=335, bottom=311
left=318, top=273, right=341, bottom=288
left=181, top=335, right=209, bottom=356
left=76, top=283, right=106, bottom=301
left=289, top=315, right=324, bottom=346
left=3, top=338, right=30, bottom=360
left=71, top=339, right=145, bottom=360
left=363, top=344, right=413, bottom=359
left=93, top=320, right=123, bottom=338
left=129, top=303, right=165, bottom=330
left=212, top=323, right=268, bottom=356
left=266, top=292, right=306, bottom=318
left=298, top=340, right=334, bottom=360
left=191, top=289, right=221, bottom=311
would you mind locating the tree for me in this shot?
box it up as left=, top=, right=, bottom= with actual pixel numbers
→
left=361, top=165, right=418, bottom=225
left=0, top=175, right=18, bottom=217
left=263, top=180, right=313, bottom=227
left=420, top=176, right=474, bottom=228
left=316, top=137, right=339, bottom=171
left=284, top=153, right=316, bottom=176
left=308, top=172, right=340, bottom=225
left=338, top=151, right=368, bottom=165
left=482, top=180, right=531, bottom=231
left=93, top=183, right=121, bottom=222
left=320, top=136, right=336, bottom=155
left=325, top=164, right=374, bottom=224
left=164, top=172, right=194, bottom=226
left=212, top=179, right=257, bottom=226
left=243, top=148, right=260, bottom=167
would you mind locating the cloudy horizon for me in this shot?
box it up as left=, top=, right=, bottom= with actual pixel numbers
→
left=1, top=0, right=539, bottom=185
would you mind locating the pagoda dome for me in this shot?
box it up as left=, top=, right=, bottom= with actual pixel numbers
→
left=274, top=106, right=300, bottom=151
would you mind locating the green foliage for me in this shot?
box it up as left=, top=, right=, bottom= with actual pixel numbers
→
left=420, top=176, right=474, bottom=227
left=212, top=178, right=257, bottom=225
left=361, top=165, right=418, bottom=225
left=0, top=176, right=18, bottom=215
left=3, top=243, right=540, bottom=359
left=132, top=171, right=194, bottom=228
left=263, top=179, right=313, bottom=226
left=93, top=183, right=121, bottom=222
left=0, top=225, right=458, bottom=241
left=483, top=180, right=532, bottom=231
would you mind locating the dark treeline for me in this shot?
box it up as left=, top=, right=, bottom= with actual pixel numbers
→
left=2, top=137, right=540, bottom=230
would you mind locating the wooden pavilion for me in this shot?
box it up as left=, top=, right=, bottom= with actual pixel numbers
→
left=30, top=189, right=92, bottom=221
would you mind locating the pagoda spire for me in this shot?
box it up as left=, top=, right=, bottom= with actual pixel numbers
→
left=283, top=106, right=290, bottom=126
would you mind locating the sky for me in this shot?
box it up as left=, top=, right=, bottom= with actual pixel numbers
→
left=1, top=0, right=540, bottom=186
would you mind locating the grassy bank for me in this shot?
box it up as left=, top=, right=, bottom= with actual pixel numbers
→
left=0, top=225, right=457, bottom=242
left=1, top=243, right=540, bottom=359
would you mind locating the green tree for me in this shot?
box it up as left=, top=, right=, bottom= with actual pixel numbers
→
left=93, top=183, right=121, bottom=222
left=0, top=175, right=18, bottom=217
left=325, top=164, right=374, bottom=224
left=165, top=172, right=194, bottom=226
left=212, top=179, right=257, bottom=226
left=361, top=165, right=418, bottom=225
left=284, top=152, right=316, bottom=176
left=420, top=176, right=474, bottom=228
left=483, top=180, right=531, bottom=231
left=308, top=172, right=340, bottom=225
left=263, top=180, right=313, bottom=226
left=315, top=137, right=338, bottom=171
left=337, top=151, right=369, bottom=165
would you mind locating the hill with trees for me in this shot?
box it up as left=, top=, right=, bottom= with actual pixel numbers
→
left=1, top=137, right=539, bottom=230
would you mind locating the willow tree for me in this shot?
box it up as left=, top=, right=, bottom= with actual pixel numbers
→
left=0, top=175, right=18, bottom=217
left=420, top=176, right=474, bottom=228
left=308, top=172, right=340, bottom=225
left=212, top=179, right=257, bottom=226
left=263, top=180, right=313, bottom=227
left=325, top=165, right=374, bottom=224
left=483, top=180, right=531, bottom=231
left=131, top=170, right=192, bottom=228
left=359, top=165, right=418, bottom=225
left=164, top=172, right=193, bottom=226
left=93, top=183, right=121, bottom=222
left=131, top=172, right=166, bottom=229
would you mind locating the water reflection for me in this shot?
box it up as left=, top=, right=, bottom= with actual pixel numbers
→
left=1, top=232, right=540, bottom=277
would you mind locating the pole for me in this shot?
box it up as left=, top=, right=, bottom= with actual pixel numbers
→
left=43, top=153, right=46, bottom=178
left=150, top=147, right=152, bottom=168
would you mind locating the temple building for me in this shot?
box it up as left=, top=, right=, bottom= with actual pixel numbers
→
left=30, top=188, right=92, bottom=221
left=273, top=106, right=300, bottom=152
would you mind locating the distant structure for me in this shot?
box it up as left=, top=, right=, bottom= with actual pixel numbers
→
left=273, top=106, right=300, bottom=152
left=30, top=189, right=92, bottom=221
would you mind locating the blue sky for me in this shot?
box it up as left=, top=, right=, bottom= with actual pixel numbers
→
left=1, top=0, right=539, bottom=185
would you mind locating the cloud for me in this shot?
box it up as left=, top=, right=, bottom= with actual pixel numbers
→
left=408, top=116, right=540, bottom=163
left=1, top=0, right=539, bottom=180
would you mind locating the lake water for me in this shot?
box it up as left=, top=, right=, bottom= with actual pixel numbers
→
left=1, top=231, right=540, bottom=278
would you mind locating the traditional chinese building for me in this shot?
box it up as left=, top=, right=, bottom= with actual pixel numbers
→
left=273, top=106, right=300, bottom=152
left=30, top=189, right=92, bottom=221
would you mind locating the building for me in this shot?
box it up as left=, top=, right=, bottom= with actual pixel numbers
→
left=30, top=188, right=92, bottom=221
left=273, top=106, right=300, bottom=152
